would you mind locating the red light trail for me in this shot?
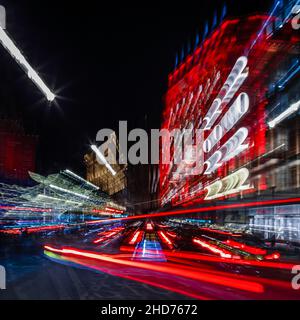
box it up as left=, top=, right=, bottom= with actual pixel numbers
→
left=0, top=205, right=52, bottom=212
left=93, top=227, right=124, bottom=244
left=44, top=245, right=265, bottom=294
left=120, top=247, right=295, bottom=270
left=166, top=231, right=177, bottom=238
left=193, top=238, right=234, bottom=259
left=129, top=230, right=143, bottom=245
left=86, top=197, right=300, bottom=224
left=158, top=231, right=173, bottom=249
left=264, top=252, right=281, bottom=260
left=225, top=239, right=267, bottom=255
left=105, top=207, right=124, bottom=214
left=0, top=224, right=64, bottom=235
left=45, top=250, right=211, bottom=300
left=200, top=227, right=242, bottom=237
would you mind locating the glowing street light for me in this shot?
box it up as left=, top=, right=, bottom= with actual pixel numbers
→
left=0, top=24, right=55, bottom=101
left=91, top=145, right=117, bottom=176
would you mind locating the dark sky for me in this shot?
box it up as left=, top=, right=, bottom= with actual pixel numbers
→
left=0, top=0, right=273, bottom=176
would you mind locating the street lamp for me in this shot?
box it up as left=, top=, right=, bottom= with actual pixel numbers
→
left=0, top=8, right=55, bottom=102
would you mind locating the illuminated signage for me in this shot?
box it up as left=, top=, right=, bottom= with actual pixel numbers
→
left=204, top=168, right=251, bottom=200
left=202, top=56, right=249, bottom=130
left=201, top=56, right=250, bottom=178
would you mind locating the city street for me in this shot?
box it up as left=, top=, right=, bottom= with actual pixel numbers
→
left=1, top=220, right=299, bottom=300
left=0, top=0, right=300, bottom=304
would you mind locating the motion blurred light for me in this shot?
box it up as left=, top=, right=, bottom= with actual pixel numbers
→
left=91, top=145, right=117, bottom=176
left=0, top=25, right=55, bottom=101
left=268, top=100, right=300, bottom=128
left=49, top=184, right=90, bottom=200
left=64, top=169, right=99, bottom=190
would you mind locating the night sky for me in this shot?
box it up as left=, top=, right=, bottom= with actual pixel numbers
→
left=0, top=0, right=273, bottom=177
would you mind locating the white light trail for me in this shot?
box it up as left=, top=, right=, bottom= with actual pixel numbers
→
left=268, top=100, right=300, bottom=128
left=248, top=1, right=281, bottom=52
left=49, top=184, right=90, bottom=200
left=0, top=26, right=55, bottom=101
left=37, top=194, right=83, bottom=205
left=64, top=169, right=99, bottom=190
left=91, top=145, right=117, bottom=176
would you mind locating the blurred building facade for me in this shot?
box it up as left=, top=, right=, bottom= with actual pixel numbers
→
left=159, top=0, right=300, bottom=242
left=160, top=0, right=300, bottom=208
left=0, top=119, right=37, bottom=184
left=84, top=133, right=127, bottom=203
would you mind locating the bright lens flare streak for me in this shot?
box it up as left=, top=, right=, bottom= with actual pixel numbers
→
left=91, top=145, right=116, bottom=176
left=0, top=26, right=55, bottom=101
left=193, top=238, right=234, bottom=259
left=44, top=246, right=264, bottom=293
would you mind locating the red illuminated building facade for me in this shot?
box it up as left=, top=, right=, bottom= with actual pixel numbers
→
left=160, top=5, right=300, bottom=208
left=0, top=119, right=37, bottom=184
